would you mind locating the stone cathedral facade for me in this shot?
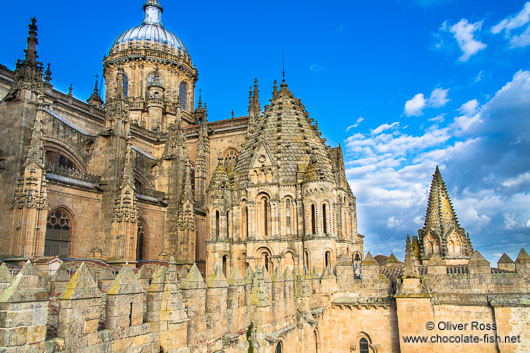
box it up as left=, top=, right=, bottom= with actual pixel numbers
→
left=0, top=1, right=528, bottom=353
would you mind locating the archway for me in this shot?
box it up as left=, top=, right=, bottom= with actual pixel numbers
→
left=45, top=208, right=73, bottom=257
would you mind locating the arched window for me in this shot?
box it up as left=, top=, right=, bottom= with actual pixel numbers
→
left=179, top=82, right=187, bottom=111
left=226, top=210, right=231, bottom=239
left=304, top=249, right=310, bottom=271
left=222, top=255, right=228, bottom=277
left=311, top=204, right=316, bottom=234
left=241, top=201, right=248, bottom=240
left=45, top=209, right=71, bottom=257
left=322, top=203, right=328, bottom=234
left=325, top=250, right=331, bottom=268
left=263, top=198, right=269, bottom=236
left=123, top=74, right=129, bottom=97
left=275, top=342, right=282, bottom=353
left=137, top=220, right=146, bottom=261
left=360, top=338, right=369, bottom=353
left=257, top=194, right=271, bottom=237
left=285, top=198, right=292, bottom=235
left=45, top=151, right=77, bottom=170
left=215, top=210, right=220, bottom=239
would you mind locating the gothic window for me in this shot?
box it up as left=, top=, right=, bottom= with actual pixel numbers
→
left=179, top=81, right=187, bottom=111
left=285, top=198, right=292, bottom=235
left=322, top=203, right=328, bottom=234
left=123, top=74, right=129, bottom=97
left=424, top=232, right=439, bottom=257
left=258, top=248, right=272, bottom=273
left=46, top=151, right=76, bottom=170
left=359, top=338, right=369, bottom=353
left=275, top=342, right=282, bottom=353
left=45, top=209, right=71, bottom=257
left=325, top=250, right=331, bottom=268
left=311, top=204, right=316, bottom=234
left=137, top=220, right=146, bottom=261
left=222, top=148, right=239, bottom=165
left=215, top=210, right=220, bottom=239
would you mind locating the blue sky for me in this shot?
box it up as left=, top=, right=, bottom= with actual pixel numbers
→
left=2, top=0, right=529, bottom=264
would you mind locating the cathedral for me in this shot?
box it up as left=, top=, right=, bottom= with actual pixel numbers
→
left=0, top=1, right=528, bottom=353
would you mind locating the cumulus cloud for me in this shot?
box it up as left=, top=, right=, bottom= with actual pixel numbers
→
left=459, top=99, right=480, bottom=115
left=344, top=70, right=530, bottom=262
left=404, top=93, right=426, bottom=117
left=345, top=117, right=364, bottom=132
left=492, top=3, right=530, bottom=48
left=439, top=19, right=486, bottom=61
left=429, top=88, right=450, bottom=107
left=448, top=19, right=487, bottom=61
left=404, top=88, right=450, bottom=116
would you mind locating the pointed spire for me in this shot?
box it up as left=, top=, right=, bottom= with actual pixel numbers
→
left=50, top=263, right=70, bottom=283
left=403, top=235, right=419, bottom=277
left=98, top=265, right=116, bottom=281
left=228, top=265, right=244, bottom=286
left=272, top=80, right=278, bottom=99
left=362, top=252, right=377, bottom=266
left=44, top=63, right=52, bottom=84
left=515, top=248, right=530, bottom=264
left=423, top=166, right=461, bottom=236
left=207, top=265, right=228, bottom=288
left=107, top=264, right=145, bottom=295
left=59, top=263, right=102, bottom=300
left=88, top=75, right=104, bottom=108
left=0, top=260, right=48, bottom=303
left=181, top=263, right=206, bottom=289
left=231, top=109, right=235, bottom=119
left=24, top=18, right=39, bottom=67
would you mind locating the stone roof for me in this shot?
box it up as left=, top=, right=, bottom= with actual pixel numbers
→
left=233, top=81, right=334, bottom=187
left=423, top=166, right=461, bottom=236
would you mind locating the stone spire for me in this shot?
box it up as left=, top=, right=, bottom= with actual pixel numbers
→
left=195, top=109, right=210, bottom=205
left=403, top=234, right=419, bottom=277
left=424, top=166, right=460, bottom=236
left=88, top=77, right=103, bottom=108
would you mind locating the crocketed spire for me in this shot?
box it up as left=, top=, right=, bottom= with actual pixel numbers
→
left=424, top=166, right=460, bottom=236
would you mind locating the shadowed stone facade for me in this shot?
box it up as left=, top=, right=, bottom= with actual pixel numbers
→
left=0, top=1, right=528, bottom=352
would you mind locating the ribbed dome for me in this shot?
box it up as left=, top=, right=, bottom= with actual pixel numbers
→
left=111, top=0, right=189, bottom=55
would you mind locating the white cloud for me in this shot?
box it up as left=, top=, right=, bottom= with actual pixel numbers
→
left=492, top=3, right=530, bottom=34
left=345, top=117, right=364, bottom=132
left=387, top=216, right=403, bottom=229
left=502, top=172, right=530, bottom=188
left=474, top=70, right=484, bottom=83
left=371, top=122, right=399, bottom=135
left=429, top=114, right=445, bottom=123
left=459, top=99, right=480, bottom=115
left=447, top=19, right=487, bottom=61
left=492, top=3, right=530, bottom=48
left=404, top=88, right=450, bottom=116
left=429, top=88, right=450, bottom=107
left=404, top=93, right=426, bottom=116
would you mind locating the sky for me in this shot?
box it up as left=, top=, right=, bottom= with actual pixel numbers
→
left=1, top=0, right=529, bottom=264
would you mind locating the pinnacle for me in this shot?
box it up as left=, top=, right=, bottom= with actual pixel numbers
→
left=515, top=248, right=530, bottom=264
left=498, top=253, right=514, bottom=264
left=59, top=263, right=101, bottom=300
